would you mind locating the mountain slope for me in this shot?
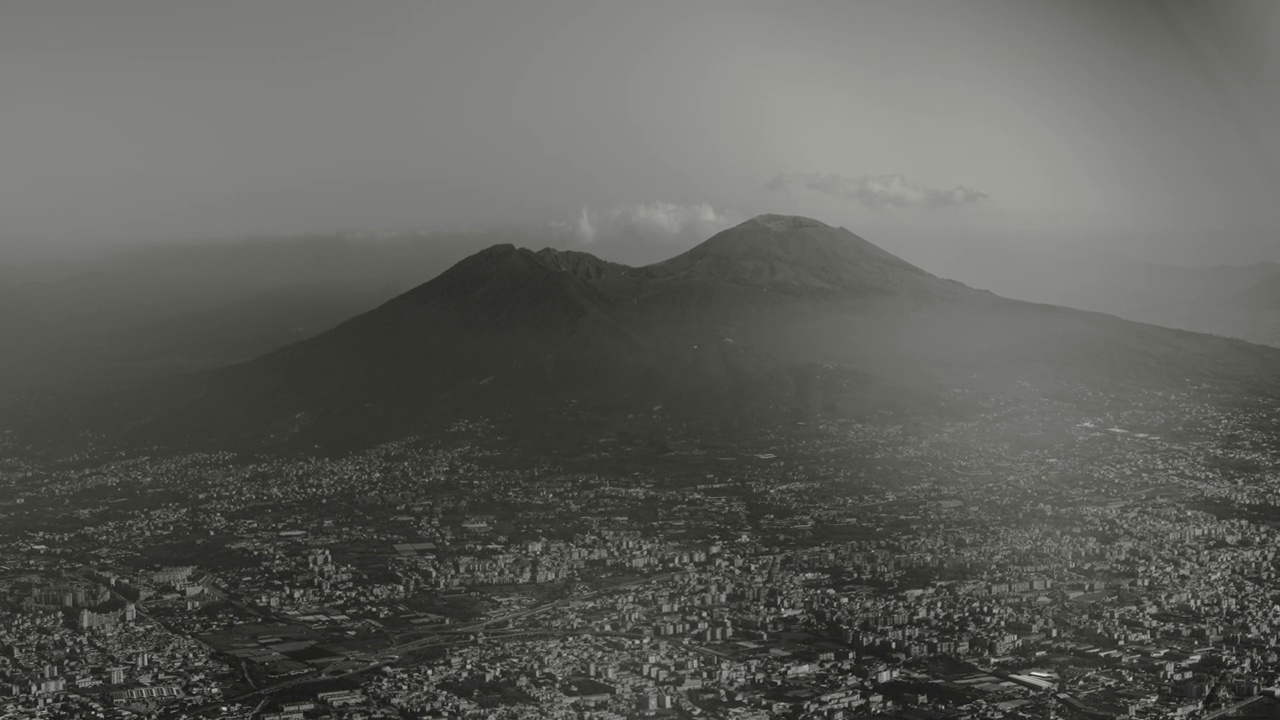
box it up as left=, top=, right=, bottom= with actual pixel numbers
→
left=902, top=239, right=1280, bottom=347
left=15, top=215, right=1280, bottom=451
left=1240, top=271, right=1280, bottom=312
left=648, top=214, right=942, bottom=294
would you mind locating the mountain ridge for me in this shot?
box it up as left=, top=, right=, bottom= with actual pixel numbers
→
left=12, top=214, right=1280, bottom=452
left=646, top=214, right=947, bottom=296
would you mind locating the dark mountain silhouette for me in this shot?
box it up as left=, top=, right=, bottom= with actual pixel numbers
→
left=15, top=215, right=1280, bottom=450
left=0, top=232, right=496, bottom=398
left=648, top=215, right=938, bottom=293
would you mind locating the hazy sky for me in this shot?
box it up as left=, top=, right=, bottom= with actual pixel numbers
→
left=3, top=0, right=1279, bottom=265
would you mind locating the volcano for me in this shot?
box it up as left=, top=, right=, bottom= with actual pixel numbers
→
left=21, top=215, right=1280, bottom=449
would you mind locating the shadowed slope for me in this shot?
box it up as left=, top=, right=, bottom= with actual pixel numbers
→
left=13, top=215, right=1280, bottom=451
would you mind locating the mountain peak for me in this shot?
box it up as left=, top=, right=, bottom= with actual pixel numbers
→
left=742, top=214, right=832, bottom=231
left=650, top=213, right=938, bottom=295
left=23, top=213, right=1280, bottom=452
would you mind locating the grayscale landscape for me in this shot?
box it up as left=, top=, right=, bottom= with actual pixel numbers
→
left=3, top=2, right=1280, bottom=719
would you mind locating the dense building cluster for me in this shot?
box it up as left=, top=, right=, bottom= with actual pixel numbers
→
left=2, top=388, right=1280, bottom=718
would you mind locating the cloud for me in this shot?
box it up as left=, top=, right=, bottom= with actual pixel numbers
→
left=574, top=208, right=597, bottom=244
left=545, top=202, right=743, bottom=264
left=767, top=172, right=989, bottom=209
left=557, top=202, right=741, bottom=245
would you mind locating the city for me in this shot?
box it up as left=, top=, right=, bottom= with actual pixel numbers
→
left=5, top=384, right=1280, bottom=718
left=5, top=1, right=1280, bottom=719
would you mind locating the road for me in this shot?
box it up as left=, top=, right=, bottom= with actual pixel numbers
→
left=1204, top=694, right=1266, bottom=719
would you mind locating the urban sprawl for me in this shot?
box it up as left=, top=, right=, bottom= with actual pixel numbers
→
left=4, top=385, right=1280, bottom=719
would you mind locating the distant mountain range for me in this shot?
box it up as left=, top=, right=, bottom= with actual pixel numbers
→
left=1241, top=271, right=1280, bottom=313
left=5, top=224, right=1278, bottom=409
left=13, top=215, right=1280, bottom=452
left=903, top=242, right=1280, bottom=347
left=0, top=233, right=488, bottom=398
